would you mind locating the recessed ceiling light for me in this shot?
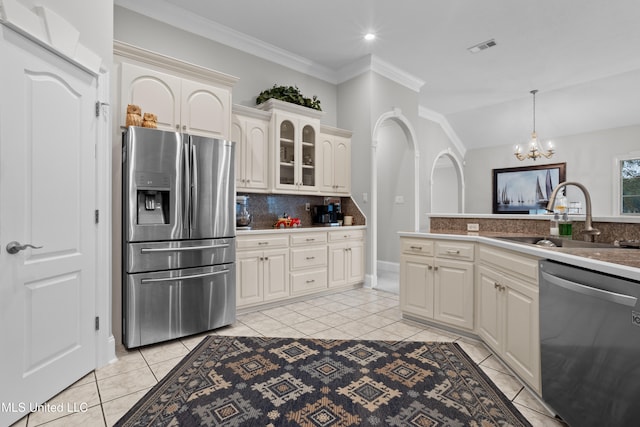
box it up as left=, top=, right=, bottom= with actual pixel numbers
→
left=364, top=33, right=376, bottom=41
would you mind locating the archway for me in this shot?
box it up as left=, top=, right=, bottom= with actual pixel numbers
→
left=370, top=108, right=419, bottom=291
left=430, top=149, right=465, bottom=213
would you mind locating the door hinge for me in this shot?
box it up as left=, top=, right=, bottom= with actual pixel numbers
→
left=95, top=316, right=100, bottom=331
left=95, top=101, right=110, bottom=117
left=95, top=209, right=99, bottom=224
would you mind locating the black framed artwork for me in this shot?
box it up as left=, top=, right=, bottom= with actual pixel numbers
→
left=492, top=163, right=566, bottom=214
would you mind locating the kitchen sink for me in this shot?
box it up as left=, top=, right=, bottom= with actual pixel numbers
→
left=495, top=235, right=619, bottom=249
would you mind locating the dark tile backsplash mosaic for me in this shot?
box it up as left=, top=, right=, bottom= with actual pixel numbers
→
left=237, top=193, right=366, bottom=230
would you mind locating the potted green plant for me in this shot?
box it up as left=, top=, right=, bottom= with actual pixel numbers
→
left=256, top=85, right=322, bottom=111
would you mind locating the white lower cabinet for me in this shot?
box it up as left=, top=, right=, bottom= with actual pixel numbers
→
left=236, top=235, right=289, bottom=307
left=237, top=229, right=365, bottom=309
left=328, top=230, right=365, bottom=288
left=236, top=248, right=289, bottom=306
left=399, top=236, right=541, bottom=394
left=399, top=238, right=474, bottom=331
left=290, top=232, right=328, bottom=295
left=477, top=245, right=541, bottom=393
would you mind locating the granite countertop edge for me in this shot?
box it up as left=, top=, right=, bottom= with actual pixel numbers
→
left=399, top=230, right=640, bottom=282
left=237, top=225, right=367, bottom=235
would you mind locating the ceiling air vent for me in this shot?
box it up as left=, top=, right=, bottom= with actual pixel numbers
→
left=467, top=39, right=497, bottom=53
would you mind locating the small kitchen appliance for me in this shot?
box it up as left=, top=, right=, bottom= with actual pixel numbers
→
left=236, top=195, right=251, bottom=230
left=312, top=203, right=339, bottom=225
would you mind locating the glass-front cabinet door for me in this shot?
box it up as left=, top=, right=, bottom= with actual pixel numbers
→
left=300, top=124, right=316, bottom=187
left=275, top=113, right=318, bottom=191
left=278, top=119, right=296, bottom=187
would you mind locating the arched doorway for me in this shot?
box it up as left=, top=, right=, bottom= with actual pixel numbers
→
left=370, top=108, right=419, bottom=291
left=430, top=149, right=465, bottom=213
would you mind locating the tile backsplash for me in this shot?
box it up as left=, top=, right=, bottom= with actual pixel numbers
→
left=237, top=193, right=366, bottom=230
left=429, top=216, right=640, bottom=243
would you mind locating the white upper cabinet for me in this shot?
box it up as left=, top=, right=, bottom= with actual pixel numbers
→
left=180, top=78, right=230, bottom=138
left=121, top=62, right=231, bottom=138
left=232, top=105, right=271, bottom=192
left=115, top=42, right=238, bottom=139
left=319, top=126, right=352, bottom=195
left=120, top=63, right=181, bottom=131
left=257, top=99, right=323, bottom=194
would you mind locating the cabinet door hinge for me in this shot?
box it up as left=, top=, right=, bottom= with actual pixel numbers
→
left=95, top=209, right=99, bottom=224
left=95, top=316, right=100, bottom=331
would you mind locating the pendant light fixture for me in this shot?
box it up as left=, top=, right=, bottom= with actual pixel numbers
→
left=514, top=90, right=555, bottom=161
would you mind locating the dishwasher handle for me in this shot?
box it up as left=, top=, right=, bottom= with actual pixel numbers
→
left=541, top=270, right=638, bottom=307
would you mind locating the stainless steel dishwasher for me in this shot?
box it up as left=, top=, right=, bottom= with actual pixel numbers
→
left=539, top=259, right=640, bottom=427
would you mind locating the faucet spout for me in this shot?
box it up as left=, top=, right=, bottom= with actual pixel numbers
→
left=546, top=181, right=600, bottom=242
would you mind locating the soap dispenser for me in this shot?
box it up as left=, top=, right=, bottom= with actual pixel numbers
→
left=559, top=213, right=572, bottom=239
left=554, top=193, right=568, bottom=214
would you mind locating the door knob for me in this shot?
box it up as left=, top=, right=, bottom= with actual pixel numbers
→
left=6, top=241, right=43, bottom=254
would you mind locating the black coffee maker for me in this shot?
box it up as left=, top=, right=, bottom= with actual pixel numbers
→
left=312, top=203, right=340, bottom=225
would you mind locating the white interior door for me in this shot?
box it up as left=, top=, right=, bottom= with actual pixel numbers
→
left=0, top=27, right=97, bottom=426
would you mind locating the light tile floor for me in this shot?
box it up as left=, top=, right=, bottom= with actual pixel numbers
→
left=11, top=287, right=564, bottom=427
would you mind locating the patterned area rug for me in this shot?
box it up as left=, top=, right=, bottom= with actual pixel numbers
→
left=115, top=336, right=532, bottom=426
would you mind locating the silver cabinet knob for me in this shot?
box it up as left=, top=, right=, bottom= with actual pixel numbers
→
left=6, top=241, right=43, bottom=254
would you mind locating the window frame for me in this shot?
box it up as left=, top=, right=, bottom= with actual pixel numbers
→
left=614, top=152, right=640, bottom=216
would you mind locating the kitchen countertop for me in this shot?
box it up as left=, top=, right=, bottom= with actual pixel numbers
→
left=237, top=225, right=367, bottom=235
left=399, top=230, right=640, bottom=282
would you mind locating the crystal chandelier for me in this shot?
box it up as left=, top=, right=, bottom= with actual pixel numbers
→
left=514, top=90, right=555, bottom=161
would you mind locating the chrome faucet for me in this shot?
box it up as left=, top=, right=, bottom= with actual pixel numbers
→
left=546, top=181, right=601, bottom=242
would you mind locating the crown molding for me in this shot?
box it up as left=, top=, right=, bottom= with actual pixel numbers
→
left=114, top=40, right=239, bottom=87
left=336, top=55, right=425, bottom=93
left=116, top=0, right=427, bottom=94
left=370, top=56, right=425, bottom=93
left=419, top=106, right=467, bottom=156
left=115, top=0, right=337, bottom=84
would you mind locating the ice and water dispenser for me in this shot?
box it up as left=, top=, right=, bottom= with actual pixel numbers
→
left=135, top=172, right=170, bottom=225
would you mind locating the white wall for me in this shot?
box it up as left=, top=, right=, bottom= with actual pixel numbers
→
left=464, top=124, right=640, bottom=216
left=377, top=121, right=414, bottom=263
left=417, top=117, right=464, bottom=227
left=432, top=160, right=459, bottom=213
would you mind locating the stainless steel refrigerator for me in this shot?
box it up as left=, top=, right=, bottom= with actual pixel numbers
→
left=122, top=126, right=236, bottom=349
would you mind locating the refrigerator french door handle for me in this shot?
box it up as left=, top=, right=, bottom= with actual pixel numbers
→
left=190, top=142, right=198, bottom=232
left=182, top=137, right=191, bottom=236
left=140, top=269, right=229, bottom=283
left=140, top=244, right=230, bottom=253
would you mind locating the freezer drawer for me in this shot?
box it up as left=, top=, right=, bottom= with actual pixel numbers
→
left=125, top=238, right=235, bottom=273
left=123, top=264, right=236, bottom=348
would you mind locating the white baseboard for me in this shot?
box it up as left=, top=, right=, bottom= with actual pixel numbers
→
left=377, top=260, right=399, bottom=274
left=364, top=274, right=374, bottom=288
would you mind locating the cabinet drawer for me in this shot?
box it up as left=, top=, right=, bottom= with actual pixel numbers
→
left=435, top=241, right=474, bottom=261
left=401, top=238, right=434, bottom=256
left=237, top=235, right=288, bottom=250
left=290, top=246, right=327, bottom=270
left=291, top=269, right=327, bottom=294
left=290, top=232, right=327, bottom=246
left=328, top=229, right=365, bottom=242
left=479, top=244, right=539, bottom=282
